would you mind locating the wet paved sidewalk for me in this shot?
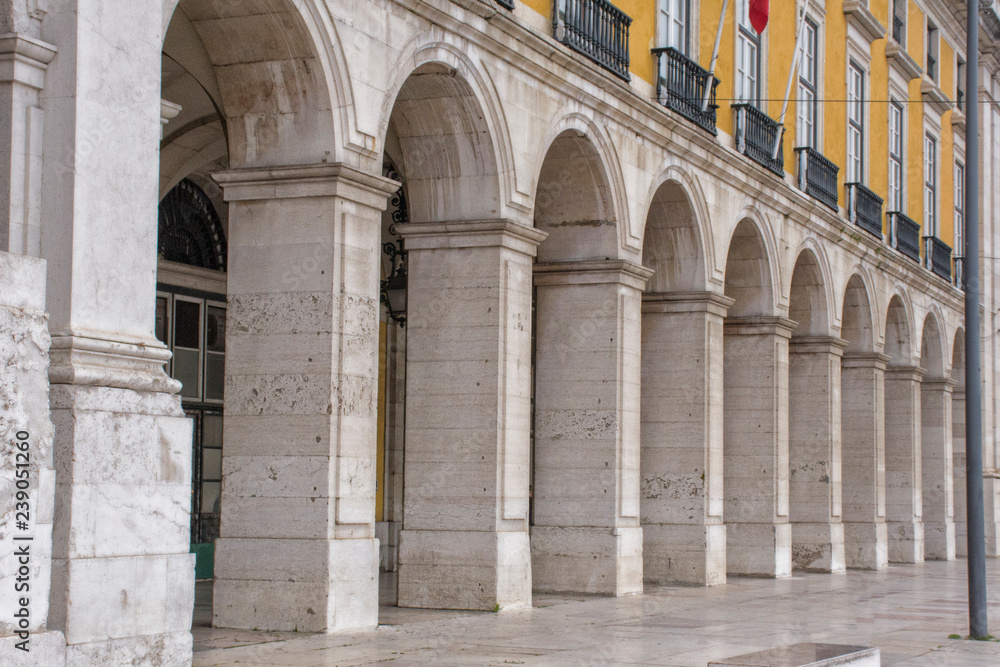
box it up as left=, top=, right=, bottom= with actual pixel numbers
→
left=193, top=559, right=1000, bottom=666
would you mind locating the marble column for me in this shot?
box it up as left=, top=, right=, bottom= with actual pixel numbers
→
left=640, top=291, right=732, bottom=586
left=722, top=316, right=794, bottom=578
left=395, top=219, right=545, bottom=612
left=922, top=377, right=956, bottom=560
left=953, top=387, right=967, bottom=558
left=788, top=336, right=847, bottom=573
left=212, top=164, right=397, bottom=632
left=531, top=260, right=650, bottom=596
left=38, top=1, right=197, bottom=661
left=884, top=366, right=925, bottom=564
left=841, top=353, right=889, bottom=570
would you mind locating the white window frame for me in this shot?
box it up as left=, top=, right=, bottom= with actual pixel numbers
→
left=847, top=60, right=866, bottom=183
left=955, top=160, right=966, bottom=256
left=657, top=0, right=690, bottom=54
left=924, top=132, right=938, bottom=237
left=735, top=0, right=764, bottom=107
left=888, top=100, right=904, bottom=212
left=796, top=17, right=820, bottom=148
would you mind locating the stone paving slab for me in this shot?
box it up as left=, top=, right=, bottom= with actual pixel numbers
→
left=193, top=559, right=1000, bottom=666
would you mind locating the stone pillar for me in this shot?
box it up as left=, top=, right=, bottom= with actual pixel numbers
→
left=531, top=260, right=650, bottom=596
left=722, top=316, right=794, bottom=578
left=884, top=366, right=925, bottom=564
left=0, top=33, right=55, bottom=255
left=38, top=1, right=198, bottom=661
left=212, top=164, right=397, bottom=632
left=640, top=291, right=732, bottom=586
left=922, top=377, right=956, bottom=560
left=0, top=252, right=65, bottom=662
left=395, top=219, right=545, bottom=612
left=788, top=336, right=847, bottom=573
left=841, top=353, right=889, bottom=570
left=953, top=387, right=967, bottom=558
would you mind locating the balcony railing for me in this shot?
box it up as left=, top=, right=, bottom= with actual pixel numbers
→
left=888, top=211, right=920, bottom=262
left=652, top=47, right=720, bottom=135
left=496, top=0, right=515, bottom=8
left=554, top=0, right=632, bottom=81
left=924, top=236, right=952, bottom=281
left=892, top=15, right=904, bottom=44
left=795, top=147, right=839, bottom=211
left=846, top=183, right=883, bottom=239
left=733, top=104, right=784, bottom=176
left=954, top=255, right=965, bottom=290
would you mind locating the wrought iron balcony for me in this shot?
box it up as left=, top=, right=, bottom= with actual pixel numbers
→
left=888, top=211, right=920, bottom=262
left=652, top=47, right=720, bottom=135
left=892, top=15, right=904, bottom=44
left=554, top=0, right=632, bottom=81
left=924, top=236, right=952, bottom=281
left=733, top=104, right=784, bottom=176
left=846, top=183, right=883, bottom=239
left=954, top=255, right=965, bottom=290
left=795, top=147, right=839, bottom=211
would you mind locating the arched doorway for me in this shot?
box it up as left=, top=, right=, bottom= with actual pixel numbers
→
left=787, top=249, right=844, bottom=573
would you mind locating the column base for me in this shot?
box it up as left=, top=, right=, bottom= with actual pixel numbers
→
left=924, top=520, right=956, bottom=561
left=725, top=523, right=792, bottom=577
left=530, top=525, right=642, bottom=595
left=397, top=530, right=531, bottom=611
left=0, top=631, right=65, bottom=666
left=643, top=523, right=726, bottom=585
left=844, top=521, right=888, bottom=570
left=214, top=537, right=378, bottom=632
left=888, top=520, right=925, bottom=563
left=791, top=522, right=846, bottom=573
left=65, top=631, right=191, bottom=667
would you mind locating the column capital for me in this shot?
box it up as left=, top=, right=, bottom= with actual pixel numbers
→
left=48, top=332, right=180, bottom=394
left=724, top=315, right=797, bottom=337
left=842, top=351, right=891, bottom=369
left=396, top=219, right=547, bottom=256
left=0, top=33, right=57, bottom=89
left=922, top=376, right=958, bottom=391
left=789, top=335, right=849, bottom=354
left=641, top=290, right=735, bottom=316
left=533, top=259, right=653, bottom=290
left=213, top=163, right=398, bottom=209
left=884, top=365, right=927, bottom=381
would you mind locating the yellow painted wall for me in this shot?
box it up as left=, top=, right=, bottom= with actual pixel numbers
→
left=940, top=39, right=955, bottom=246
left=907, top=6, right=926, bottom=226
left=700, top=0, right=735, bottom=136
left=825, top=6, right=848, bottom=202
left=767, top=3, right=798, bottom=174
left=869, top=3, right=889, bottom=228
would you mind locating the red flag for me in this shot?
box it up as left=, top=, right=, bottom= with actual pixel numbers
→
left=749, top=0, right=769, bottom=33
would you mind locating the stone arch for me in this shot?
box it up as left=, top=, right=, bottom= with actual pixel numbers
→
left=788, top=247, right=831, bottom=336
left=724, top=217, right=776, bottom=317
left=533, top=125, right=620, bottom=262
left=639, top=165, right=715, bottom=292
left=952, top=329, right=966, bottom=385
left=379, top=40, right=515, bottom=221
left=162, top=0, right=342, bottom=169
left=532, top=112, right=628, bottom=259
left=920, top=312, right=947, bottom=379
left=884, top=294, right=914, bottom=366
left=841, top=273, right=875, bottom=353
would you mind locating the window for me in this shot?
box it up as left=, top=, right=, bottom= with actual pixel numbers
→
left=888, top=101, right=904, bottom=211
left=847, top=61, right=865, bottom=182
left=892, top=0, right=906, bottom=44
left=957, top=57, right=966, bottom=111
left=155, top=290, right=227, bottom=403
left=955, top=161, right=966, bottom=255
left=657, top=0, right=689, bottom=53
left=796, top=18, right=819, bottom=148
left=924, top=133, right=938, bottom=236
left=736, top=0, right=762, bottom=106
left=927, top=21, right=939, bottom=81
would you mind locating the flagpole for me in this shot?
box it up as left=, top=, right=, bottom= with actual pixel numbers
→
left=771, top=0, right=808, bottom=160
left=703, top=0, right=731, bottom=112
